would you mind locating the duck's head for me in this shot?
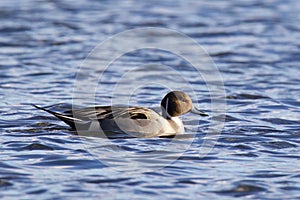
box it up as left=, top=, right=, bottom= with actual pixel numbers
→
left=161, top=91, right=208, bottom=119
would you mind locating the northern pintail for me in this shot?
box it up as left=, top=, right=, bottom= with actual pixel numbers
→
left=32, top=91, right=207, bottom=137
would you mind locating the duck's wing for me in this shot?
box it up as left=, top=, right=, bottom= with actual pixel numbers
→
left=33, top=104, right=155, bottom=129
left=71, top=106, right=153, bottom=120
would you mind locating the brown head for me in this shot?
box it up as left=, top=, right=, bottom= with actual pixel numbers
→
left=160, top=91, right=193, bottom=118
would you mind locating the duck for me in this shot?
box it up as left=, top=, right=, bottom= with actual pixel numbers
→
left=32, top=91, right=208, bottom=138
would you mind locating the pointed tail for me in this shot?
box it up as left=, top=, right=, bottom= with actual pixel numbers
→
left=31, top=104, right=86, bottom=129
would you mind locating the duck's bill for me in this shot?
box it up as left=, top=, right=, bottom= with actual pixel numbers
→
left=190, top=106, right=208, bottom=116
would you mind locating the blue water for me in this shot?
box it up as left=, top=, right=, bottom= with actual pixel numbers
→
left=1, top=0, right=300, bottom=199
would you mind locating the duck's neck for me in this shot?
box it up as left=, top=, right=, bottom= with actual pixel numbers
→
left=162, top=109, right=172, bottom=119
left=170, top=116, right=182, bottom=125
left=162, top=108, right=183, bottom=124
left=169, top=116, right=184, bottom=133
left=162, top=109, right=184, bottom=133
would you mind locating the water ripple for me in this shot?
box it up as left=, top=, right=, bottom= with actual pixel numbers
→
left=1, top=0, right=300, bottom=199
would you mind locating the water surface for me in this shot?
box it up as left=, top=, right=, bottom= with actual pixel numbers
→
left=1, top=0, right=300, bottom=199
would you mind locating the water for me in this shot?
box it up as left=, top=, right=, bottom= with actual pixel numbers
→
left=1, top=0, right=300, bottom=199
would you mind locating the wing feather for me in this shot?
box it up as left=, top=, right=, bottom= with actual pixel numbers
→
left=71, top=106, right=152, bottom=120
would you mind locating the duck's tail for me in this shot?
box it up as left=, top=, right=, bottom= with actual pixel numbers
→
left=31, top=104, right=86, bottom=129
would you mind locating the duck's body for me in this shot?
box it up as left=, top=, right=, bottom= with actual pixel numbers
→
left=33, top=91, right=207, bottom=138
